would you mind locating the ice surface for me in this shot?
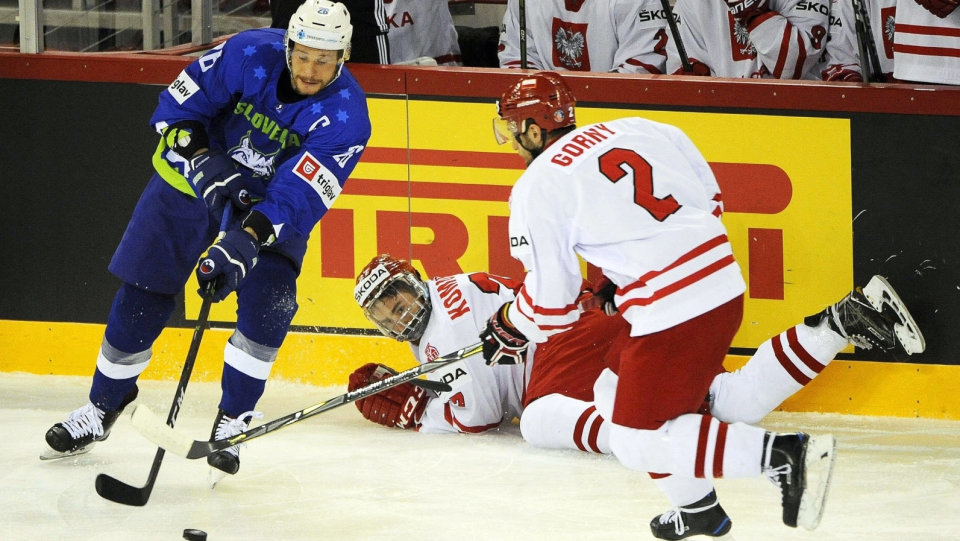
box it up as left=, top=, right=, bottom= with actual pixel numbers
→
left=3, top=373, right=959, bottom=540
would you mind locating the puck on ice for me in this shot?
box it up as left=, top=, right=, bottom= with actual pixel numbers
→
left=183, top=529, right=207, bottom=541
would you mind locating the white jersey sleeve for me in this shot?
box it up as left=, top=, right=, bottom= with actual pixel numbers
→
left=499, top=0, right=547, bottom=69
left=667, top=0, right=830, bottom=79
left=499, top=0, right=667, bottom=73
left=819, top=0, right=896, bottom=81
left=386, top=0, right=462, bottom=66
left=507, top=118, right=745, bottom=342
left=413, top=273, right=530, bottom=434
left=894, top=0, right=960, bottom=85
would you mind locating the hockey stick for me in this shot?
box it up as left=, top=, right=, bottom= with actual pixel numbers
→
left=851, top=0, right=886, bottom=82
left=95, top=207, right=232, bottom=506
left=660, top=0, right=693, bottom=73
left=131, top=342, right=483, bottom=459
left=518, top=0, right=527, bottom=69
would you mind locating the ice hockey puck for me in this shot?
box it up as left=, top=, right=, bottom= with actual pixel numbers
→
left=183, top=529, right=207, bottom=541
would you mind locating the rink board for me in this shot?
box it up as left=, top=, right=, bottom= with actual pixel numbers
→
left=1, top=54, right=959, bottom=419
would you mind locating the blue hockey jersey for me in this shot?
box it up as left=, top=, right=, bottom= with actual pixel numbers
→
left=150, top=28, right=371, bottom=246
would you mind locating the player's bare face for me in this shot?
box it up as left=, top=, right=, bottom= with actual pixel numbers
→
left=512, top=125, right=544, bottom=166
left=290, top=43, right=340, bottom=96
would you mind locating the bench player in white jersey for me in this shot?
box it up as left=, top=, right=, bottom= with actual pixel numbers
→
left=817, top=0, right=897, bottom=82
left=666, top=0, right=831, bottom=79
left=480, top=72, right=925, bottom=539
left=347, top=252, right=925, bottom=468
left=385, top=0, right=462, bottom=66
left=498, top=0, right=671, bottom=74
left=893, top=0, right=960, bottom=84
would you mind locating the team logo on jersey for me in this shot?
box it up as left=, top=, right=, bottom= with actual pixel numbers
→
left=552, top=19, right=590, bottom=71
left=425, top=344, right=439, bottom=362
left=229, top=133, right=280, bottom=177
left=729, top=15, right=757, bottom=61
left=167, top=72, right=200, bottom=105
left=881, top=7, right=895, bottom=59
left=332, top=145, right=365, bottom=168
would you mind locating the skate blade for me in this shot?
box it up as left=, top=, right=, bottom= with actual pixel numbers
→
left=797, top=434, right=836, bottom=531
left=862, top=276, right=926, bottom=354
left=208, top=467, right=229, bottom=489
left=40, top=443, right=95, bottom=460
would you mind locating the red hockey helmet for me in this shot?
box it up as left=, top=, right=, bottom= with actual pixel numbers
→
left=493, top=72, right=577, bottom=145
left=354, top=254, right=432, bottom=342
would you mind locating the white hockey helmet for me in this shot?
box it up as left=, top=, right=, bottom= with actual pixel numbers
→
left=354, top=254, right=432, bottom=342
left=286, top=0, right=353, bottom=76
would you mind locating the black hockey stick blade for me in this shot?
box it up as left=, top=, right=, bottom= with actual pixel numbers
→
left=95, top=450, right=165, bottom=507
left=132, top=342, right=483, bottom=459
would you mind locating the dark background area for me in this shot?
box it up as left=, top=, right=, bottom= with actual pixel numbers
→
left=2, top=78, right=957, bottom=364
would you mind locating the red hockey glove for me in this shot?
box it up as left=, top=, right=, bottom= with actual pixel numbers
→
left=672, top=58, right=712, bottom=77
left=348, top=363, right=427, bottom=429
left=480, top=302, right=530, bottom=366
left=914, top=0, right=958, bottom=18
left=723, top=0, right=771, bottom=26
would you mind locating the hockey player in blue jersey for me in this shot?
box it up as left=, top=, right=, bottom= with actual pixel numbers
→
left=44, top=0, right=371, bottom=486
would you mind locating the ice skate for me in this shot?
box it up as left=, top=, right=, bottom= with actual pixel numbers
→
left=763, top=432, right=836, bottom=530
left=807, top=275, right=924, bottom=354
left=42, top=386, right=139, bottom=460
left=650, top=490, right=733, bottom=539
left=207, top=408, right=262, bottom=488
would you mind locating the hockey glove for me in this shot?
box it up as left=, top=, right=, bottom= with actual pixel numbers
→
left=196, top=229, right=259, bottom=302
left=348, top=363, right=427, bottom=429
left=914, top=0, right=958, bottom=17
left=188, top=150, right=265, bottom=222
left=480, top=302, right=530, bottom=366
left=162, top=120, right=210, bottom=161
left=723, top=0, right=770, bottom=26
left=592, top=276, right=619, bottom=316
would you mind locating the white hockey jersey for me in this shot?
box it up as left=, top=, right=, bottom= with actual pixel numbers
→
left=818, top=0, right=897, bottom=81
left=498, top=0, right=670, bottom=74
left=412, top=273, right=531, bottom=434
left=505, top=118, right=745, bottom=342
left=666, top=0, right=831, bottom=79
left=893, top=0, right=960, bottom=84
left=385, top=0, right=462, bottom=66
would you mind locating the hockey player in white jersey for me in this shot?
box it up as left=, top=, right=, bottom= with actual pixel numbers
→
left=385, top=0, right=462, bottom=66
left=498, top=0, right=671, bottom=74
left=480, top=71, right=924, bottom=539
left=666, top=0, right=831, bottom=79
left=817, top=0, right=897, bottom=81
left=349, top=254, right=622, bottom=446
left=894, top=0, right=960, bottom=84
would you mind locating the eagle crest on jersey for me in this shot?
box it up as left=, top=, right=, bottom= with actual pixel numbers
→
left=552, top=19, right=589, bottom=70
left=229, top=133, right=279, bottom=177
left=729, top=17, right=758, bottom=60
left=882, top=8, right=896, bottom=58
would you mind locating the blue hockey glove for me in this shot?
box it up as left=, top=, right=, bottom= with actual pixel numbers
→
left=188, top=150, right=265, bottom=221
left=480, top=302, right=530, bottom=365
left=196, top=229, right=259, bottom=302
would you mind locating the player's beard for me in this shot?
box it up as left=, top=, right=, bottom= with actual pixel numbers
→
left=515, top=135, right=544, bottom=166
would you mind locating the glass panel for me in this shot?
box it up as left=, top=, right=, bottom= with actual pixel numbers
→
left=3, top=0, right=269, bottom=52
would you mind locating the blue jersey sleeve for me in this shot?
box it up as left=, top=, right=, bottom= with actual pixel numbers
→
left=254, top=90, right=371, bottom=243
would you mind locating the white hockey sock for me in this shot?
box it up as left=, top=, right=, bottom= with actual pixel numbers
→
left=520, top=394, right=610, bottom=454
left=710, top=321, right=847, bottom=424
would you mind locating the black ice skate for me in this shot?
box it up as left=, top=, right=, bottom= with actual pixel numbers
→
left=650, top=491, right=733, bottom=540
left=42, top=386, right=139, bottom=460
left=763, top=432, right=836, bottom=531
left=207, top=408, right=262, bottom=488
left=806, top=275, right=925, bottom=354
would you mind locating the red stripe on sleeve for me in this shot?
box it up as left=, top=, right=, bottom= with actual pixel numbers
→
left=773, top=21, right=795, bottom=79
left=587, top=415, right=604, bottom=453
left=792, top=31, right=807, bottom=80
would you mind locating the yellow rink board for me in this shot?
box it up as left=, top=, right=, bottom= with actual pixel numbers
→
left=2, top=319, right=958, bottom=420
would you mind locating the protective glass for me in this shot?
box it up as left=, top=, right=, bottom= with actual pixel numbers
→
left=493, top=117, right=521, bottom=145
left=363, top=278, right=430, bottom=342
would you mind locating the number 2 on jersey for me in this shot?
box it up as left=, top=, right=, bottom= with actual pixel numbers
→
left=598, top=148, right=681, bottom=222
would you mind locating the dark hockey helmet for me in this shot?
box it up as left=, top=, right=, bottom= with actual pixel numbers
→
left=494, top=71, right=577, bottom=145
left=354, top=254, right=432, bottom=342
